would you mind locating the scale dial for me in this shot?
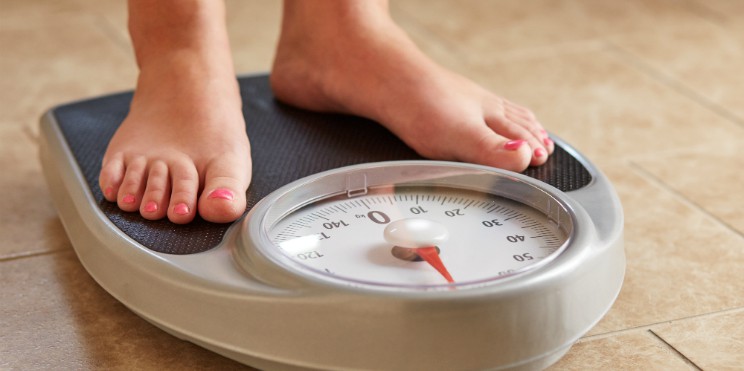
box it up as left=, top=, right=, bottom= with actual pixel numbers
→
left=240, top=161, right=575, bottom=291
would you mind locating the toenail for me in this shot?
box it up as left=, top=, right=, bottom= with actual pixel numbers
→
left=174, top=203, right=190, bottom=215
left=543, top=137, right=554, bottom=147
left=144, top=201, right=158, bottom=213
left=504, top=140, right=526, bottom=151
left=104, top=186, right=114, bottom=198
left=122, top=194, right=136, bottom=204
left=534, top=148, right=546, bottom=157
left=208, top=188, right=235, bottom=201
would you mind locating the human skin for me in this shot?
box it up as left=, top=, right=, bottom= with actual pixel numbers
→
left=99, top=0, right=553, bottom=224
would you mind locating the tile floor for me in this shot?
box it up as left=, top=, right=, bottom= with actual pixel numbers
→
left=2, top=0, right=742, bottom=369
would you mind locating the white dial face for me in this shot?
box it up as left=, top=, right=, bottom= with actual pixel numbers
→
left=268, top=186, right=569, bottom=290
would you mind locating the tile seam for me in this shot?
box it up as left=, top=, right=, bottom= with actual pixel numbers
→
left=604, top=41, right=744, bottom=130
left=91, top=13, right=131, bottom=55
left=580, top=306, right=744, bottom=343
left=684, top=0, right=729, bottom=24
left=0, top=248, right=68, bottom=263
left=627, top=160, right=744, bottom=239
left=647, top=329, right=704, bottom=370
left=391, top=3, right=608, bottom=64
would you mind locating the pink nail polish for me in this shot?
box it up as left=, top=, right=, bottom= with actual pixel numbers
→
left=144, top=201, right=158, bottom=213
left=534, top=148, right=546, bottom=157
left=174, top=203, right=190, bottom=215
left=504, top=140, right=526, bottom=151
left=104, top=186, right=114, bottom=198
left=122, top=194, right=136, bottom=204
left=208, top=188, right=235, bottom=201
left=543, top=137, right=554, bottom=147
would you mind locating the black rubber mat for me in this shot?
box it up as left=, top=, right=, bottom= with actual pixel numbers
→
left=51, top=74, right=591, bottom=255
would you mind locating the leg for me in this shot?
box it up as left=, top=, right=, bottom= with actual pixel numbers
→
left=99, top=0, right=251, bottom=224
left=271, top=0, right=553, bottom=171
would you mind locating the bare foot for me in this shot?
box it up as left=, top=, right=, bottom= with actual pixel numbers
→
left=99, top=0, right=251, bottom=224
left=271, top=0, right=553, bottom=172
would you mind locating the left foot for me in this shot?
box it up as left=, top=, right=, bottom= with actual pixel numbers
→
left=271, top=0, right=553, bottom=172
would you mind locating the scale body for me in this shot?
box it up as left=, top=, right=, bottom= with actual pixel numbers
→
left=39, top=75, right=624, bottom=370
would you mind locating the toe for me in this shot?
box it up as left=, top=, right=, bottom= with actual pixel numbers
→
left=116, top=156, right=147, bottom=212
left=503, top=100, right=554, bottom=157
left=140, top=160, right=170, bottom=220
left=531, top=146, right=549, bottom=167
left=99, top=153, right=125, bottom=202
left=485, top=106, right=550, bottom=167
left=198, top=157, right=251, bottom=224
left=542, top=135, right=555, bottom=154
left=456, top=124, right=532, bottom=172
left=167, top=161, right=199, bottom=224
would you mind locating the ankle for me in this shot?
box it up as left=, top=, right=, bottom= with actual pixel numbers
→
left=279, top=0, right=396, bottom=45
left=131, top=55, right=241, bottom=118
left=128, top=0, right=234, bottom=80
left=128, top=0, right=228, bottom=55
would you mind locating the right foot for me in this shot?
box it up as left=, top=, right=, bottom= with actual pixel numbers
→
left=99, top=0, right=251, bottom=224
left=99, top=64, right=251, bottom=224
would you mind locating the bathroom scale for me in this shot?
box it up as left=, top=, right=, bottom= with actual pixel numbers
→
left=39, top=74, right=624, bottom=371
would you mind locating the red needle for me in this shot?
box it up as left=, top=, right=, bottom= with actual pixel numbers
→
left=415, top=246, right=454, bottom=283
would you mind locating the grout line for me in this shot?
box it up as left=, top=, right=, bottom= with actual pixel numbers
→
left=647, top=330, right=704, bottom=370
left=684, top=0, right=729, bottom=24
left=90, top=13, right=132, bottom=56
left=627, top=161, right=744, bottom=239
left=392, top=2, right=607, bottom=65
left=579, top=306, right=744, bottom=343
left=604, top=41, right=744, bottom=130
left=0, top=249, right=68, bottom=263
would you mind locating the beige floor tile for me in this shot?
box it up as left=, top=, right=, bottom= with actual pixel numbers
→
left=225, top=0, right=282, bottom=74
left=4, top=0, right=283, bottom=96
left=692, top=0, right=744, bottom=18
left=610, top=13, right=744, bottom=122
left=392, top=0, right=601, bottom=71
left=653, top=309, right=744, bottom=371
left=392, top=0, right=707, bottom=61
left=69, top=0, right=130, bottom=49
left=458, top=49, right=742, bottom=167
left=0, top=12, right=137, bottom=129
left=2, top=0, right=83, bottom=27
left=0, top=251, right=251, bottom=370
left=575, top=0, right=716, bottom=37
left=586, top=164, right=744, bottom=334
left=0, top=125, right=69, bottom=258
left=634, top=147, right=744, bottom=235
left=549, top=331, right=694, bottom=370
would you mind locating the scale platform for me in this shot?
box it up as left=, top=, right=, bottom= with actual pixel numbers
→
left=40, top=74, right=624, bottom=370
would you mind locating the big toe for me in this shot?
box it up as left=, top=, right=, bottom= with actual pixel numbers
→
left=482, top=139, right=533, bottom=172
left=454, top=126, right=533, bottom=172
left=198, top=160, right=251, bottom=223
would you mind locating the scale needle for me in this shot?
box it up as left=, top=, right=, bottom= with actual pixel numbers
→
left=415, top=246, right=454, bottom=283
left=384, top=218, right=453, bottom=284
